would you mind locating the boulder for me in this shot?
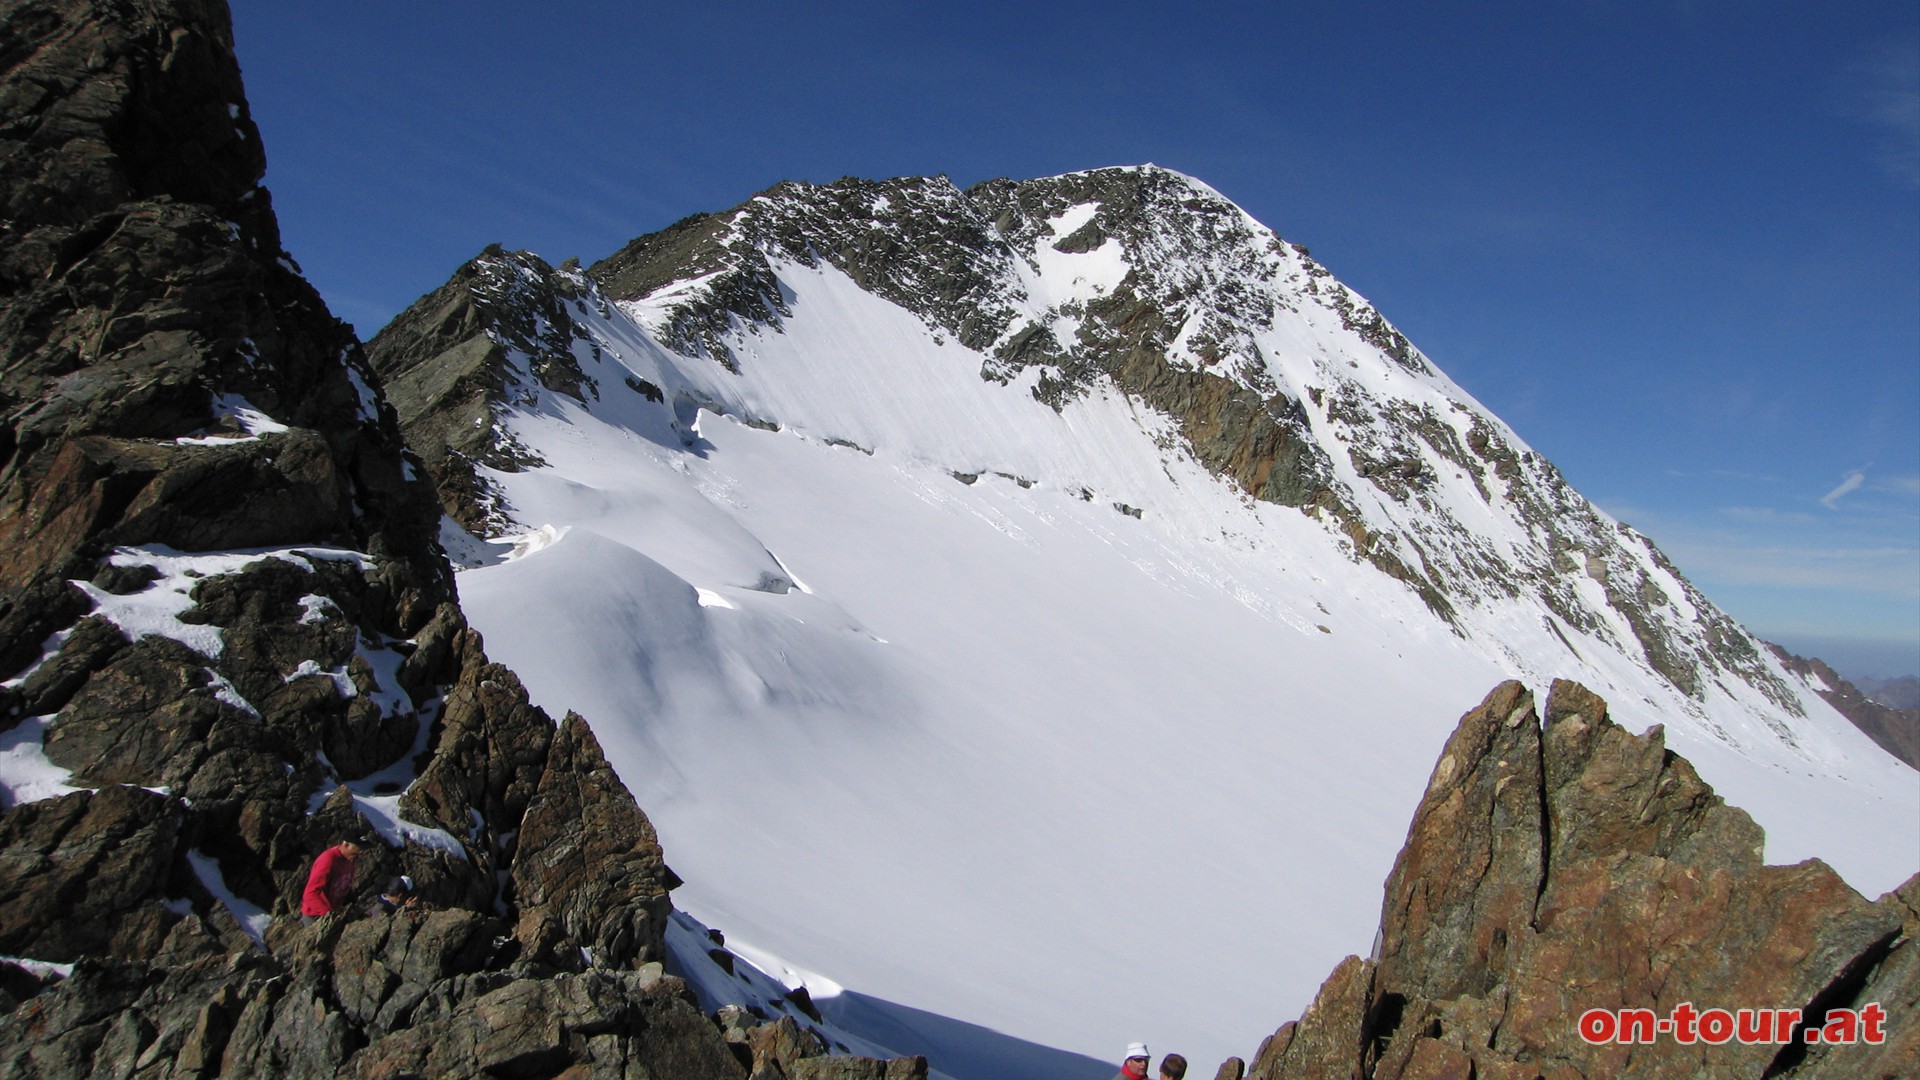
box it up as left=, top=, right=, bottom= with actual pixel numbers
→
left=0, top=785, right=185, bottom=963
left=511, top=712, right=674, bottom=970
left=339, top=969, right=746, bottom=1080
left=1238, top=680, right=1915, bottom=1080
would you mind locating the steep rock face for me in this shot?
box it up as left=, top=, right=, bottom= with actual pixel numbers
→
left=0, top=2, right=919, bottom=1076
left=363, top=247, right=601, bottom=536
left=1, top=0, right=459, bottom=976
left=1767, top=644, right=1920, bottom=770
left=508, top=712, right=676, bottom=973
left=0, top=0, right=439, bottom=621
left=1239, top=680, right=1916, bottom=1080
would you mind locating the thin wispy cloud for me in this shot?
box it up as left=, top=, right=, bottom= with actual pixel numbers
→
left=1664, top=542, right=1920, bottom=598
left=1820, top=470, right=1867, bottom=510
left=1846, top=35, right=1920, bottom=189
left=1884, top=474, right=1920, bottom=497
left=1593, top=495, right=1920, bottom=610
left=1665, top=467, right=1786, bottom=485
left=1720, top=505, right=1818, bottom=526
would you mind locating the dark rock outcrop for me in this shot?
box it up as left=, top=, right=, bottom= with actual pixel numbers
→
left=1238, top=680, right=1917, bottom=1080
left=508, top=712, right=676, bottom=971
left=0, top=1, right=923, bottom=1076
left=0, top=0, right=441, bottom=620
left=710, top=1010, right=930, bottom=1080
left=0, top=783, right=191, bottom=963
left=363, top=248, right=598, bottom=536
left=1768, top=644, right=1920, bottom=770
left=1, top=907, right=748, bottom=1080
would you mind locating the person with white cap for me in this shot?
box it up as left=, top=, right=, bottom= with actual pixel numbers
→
left=1113, top=1043, right=1151, bottom=1080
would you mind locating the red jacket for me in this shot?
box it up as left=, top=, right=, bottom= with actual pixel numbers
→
left=301, top=845, right=357, bottom=917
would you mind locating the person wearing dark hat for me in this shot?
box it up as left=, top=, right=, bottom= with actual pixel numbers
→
left=373, top=874, right=416, bottom=914
left=1114, top=1043, right=1151, bottom=1080
left=301, top=836, right=364, bottom=922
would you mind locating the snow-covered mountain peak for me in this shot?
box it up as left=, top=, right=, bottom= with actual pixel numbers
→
left=596, top=165, right=1438, bottom=403
left=433, top=169, right=1802, bottom=718
left=367, top=168, right=1915, bottom=1072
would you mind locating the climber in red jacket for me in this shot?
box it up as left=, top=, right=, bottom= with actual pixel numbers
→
left=301, top=837, right=365, bottom=921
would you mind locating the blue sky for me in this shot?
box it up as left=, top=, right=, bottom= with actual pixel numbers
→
left=228, top=1, right=1919, bottom=680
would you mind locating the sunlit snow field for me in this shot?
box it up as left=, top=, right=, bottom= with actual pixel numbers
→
left=450, top=225, right=1916, bottom=1072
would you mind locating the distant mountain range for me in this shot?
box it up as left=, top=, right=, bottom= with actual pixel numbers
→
left=1766, top=646, right=1920, bottom=769
left=1860, top=674, right=1920, bottom=710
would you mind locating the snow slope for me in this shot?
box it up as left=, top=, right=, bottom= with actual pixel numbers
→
left=433, top=169, right=1917, bottom=1074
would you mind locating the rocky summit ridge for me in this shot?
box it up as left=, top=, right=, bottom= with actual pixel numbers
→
left=0, top=0, right=921, bottom=1076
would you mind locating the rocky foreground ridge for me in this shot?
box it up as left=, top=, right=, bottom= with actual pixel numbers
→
left=0, top=0, right=920, bottom=1075
left=1223, top=680, right=1917, bottom=1080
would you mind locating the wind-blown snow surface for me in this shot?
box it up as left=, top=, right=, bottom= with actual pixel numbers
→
left=451, top=182, right=1916, bottom=1073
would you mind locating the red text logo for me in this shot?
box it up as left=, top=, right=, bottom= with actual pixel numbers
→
left=1577, top=1003, right=1886, bottom=1046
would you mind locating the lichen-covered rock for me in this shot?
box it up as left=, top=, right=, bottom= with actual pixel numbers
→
left=1237, top=680, right=1913, bottom=1080
left=339, top=967, right=744, bottom=1080
left=0, top=784, right=186, bottom=963
left=727, top=1013, right=929, bottom=1080
left=1244, top=955, right=1373, bottom=1080
left=329, top=907, right=498, bottom=1032
left=1775, top=874, right=1920, bottom=1080
left=511, top=712, right=675, bottom=970
left=788, top=1055, right=931, bottom=1080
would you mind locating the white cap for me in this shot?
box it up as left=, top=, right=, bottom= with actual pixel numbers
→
left=1126, top=1042, right=1150, bottom=1060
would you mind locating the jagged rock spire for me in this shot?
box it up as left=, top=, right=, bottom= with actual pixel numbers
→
left=1235, top=680, right=1917, bottom=1080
